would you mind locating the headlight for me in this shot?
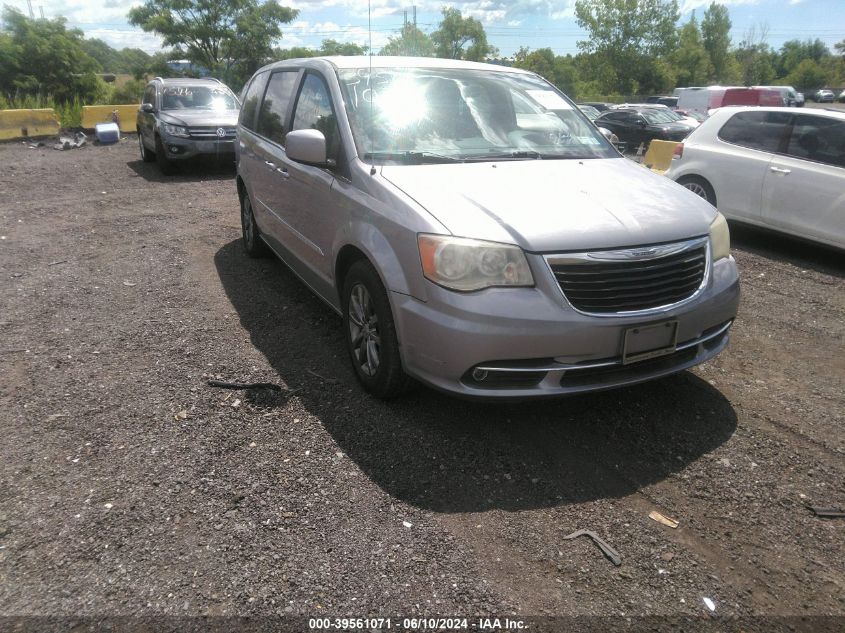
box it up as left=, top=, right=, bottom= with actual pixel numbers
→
left=163, top=124, right=189, bottom=138
left=418, top=234, right=534, bottom=291
left=709, top=212, right=730, bottom=260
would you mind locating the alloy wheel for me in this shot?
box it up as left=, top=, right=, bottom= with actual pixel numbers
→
left=348, top=283, right=380, bottom=376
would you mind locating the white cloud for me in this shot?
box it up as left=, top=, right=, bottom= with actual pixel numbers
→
left=679, top=0, right=759, bottom=13
left=81, top=27, right=162, bottom=53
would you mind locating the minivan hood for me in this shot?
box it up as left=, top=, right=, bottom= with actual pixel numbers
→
left=381, top=157, right=716, bottom=252
left=158, top=109, right=239, bottom=127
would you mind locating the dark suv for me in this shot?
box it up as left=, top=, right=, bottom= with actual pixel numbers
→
left=136, top=77, right=240, bottom=174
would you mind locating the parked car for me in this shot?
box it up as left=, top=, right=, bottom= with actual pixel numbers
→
left=645, top=95, right=679, bottom=108
left=666, top=107, right=845, bottom=250
left=675, top=87, right=728, bottom=117
left=137, top=77, right=241, bottom=174
left=236, top=56, right=739, bottom=399
left=814, top=89, right=835, bottom=103
left=795, top=91, right=805, bottom=107
left=596, top=107, right=693, bottom=146
left=837, top=90, right=845, bottom=103
left=577, top=101, right=614, bottom=112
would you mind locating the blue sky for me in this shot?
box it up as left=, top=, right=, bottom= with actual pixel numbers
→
left=13, top=0, right=845, bottom=57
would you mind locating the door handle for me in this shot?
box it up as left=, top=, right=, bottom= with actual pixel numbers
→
left=264, top=160, right=276, bottom=169
left=277, top=167, right=289, bottom=179
left=769, top=166, right=791, bottom=175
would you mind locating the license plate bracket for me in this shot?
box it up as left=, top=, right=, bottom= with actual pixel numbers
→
left=622, top=320, right=679, bottom=365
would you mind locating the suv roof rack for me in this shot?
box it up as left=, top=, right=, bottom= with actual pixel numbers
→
left=154, top=76, right=165, bottom=83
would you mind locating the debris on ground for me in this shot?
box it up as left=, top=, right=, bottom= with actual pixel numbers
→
left=703, top=597, right=716, bottom=612
left=808, top=506, right=845, bottom=518
left=207, top=379, right=290, bottom=391
left=562, top=529, right=622, bottom=566
left=649, top=510, right=680, bottom=529
left=53, top=132, right=87, bottom=151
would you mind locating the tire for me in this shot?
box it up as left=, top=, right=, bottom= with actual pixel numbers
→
left=677, top=175, right=717, bottom=207
left=239, top=192, right=269, bottom=258
left=138, top=131, right=155, bottom=162
left=342, top=260, right=412, bottom=399
left=154, top=135, right=176, bottom=175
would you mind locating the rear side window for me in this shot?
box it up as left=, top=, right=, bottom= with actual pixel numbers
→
left=718, top=111, right=790, bottom=153
left=239, top=72, right=268, bottom=131
left=291, top=73, right=340, bottom=161
left=785, top=114, right=845, bottom=168
left=257, top=71, right=299, bottom=145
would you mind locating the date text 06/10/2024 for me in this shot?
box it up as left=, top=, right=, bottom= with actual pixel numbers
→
left=308, top=617, right=527, bottom=630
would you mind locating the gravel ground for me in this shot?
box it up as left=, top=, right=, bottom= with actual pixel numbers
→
left=0, top=138, right=843, bottom=630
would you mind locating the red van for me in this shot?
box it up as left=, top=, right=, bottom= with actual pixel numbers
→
left=720, top=88, right=783, bottom=108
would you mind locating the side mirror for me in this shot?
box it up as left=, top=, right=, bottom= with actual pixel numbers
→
left=140, top=103, right=154, bottom=113
left=286, top=129, right=327, bottom=166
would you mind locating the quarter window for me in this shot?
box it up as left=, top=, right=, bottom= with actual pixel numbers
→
left=257, top=71, right=298, bottom=145
left=291, top=73, right=340, bottom=160
left=718, top=111, right=790, bottom=153
left=785, top=114, right=845, bottom=168
left=239, top=72, right=268, bottom=131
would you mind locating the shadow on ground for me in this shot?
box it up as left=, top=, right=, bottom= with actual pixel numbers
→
left=215, top=239, right=737, bottom=513
left=730, top=222, right=844, bottom=279
left=127, top=156, right=235, bottom=183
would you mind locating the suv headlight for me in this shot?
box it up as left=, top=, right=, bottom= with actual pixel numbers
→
left=418, top=234, right=534, bottom=291
left=163, top=124, right=189, bottom=138
left=710, top=212, right=730, bottom=260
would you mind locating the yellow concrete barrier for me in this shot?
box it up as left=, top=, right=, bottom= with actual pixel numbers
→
left=81, top=104, right=140, bottom=132
left=643, top=140, right=680, bottom=174
left=0, top=108, right=60, bottom=140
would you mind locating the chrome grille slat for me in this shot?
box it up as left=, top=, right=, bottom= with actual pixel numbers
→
left=548, top=239, right=708, bottom=315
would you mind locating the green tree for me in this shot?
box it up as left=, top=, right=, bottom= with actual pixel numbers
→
left=431, top=7, right=497, bottom=61
left=785, top=58, right=829, bottom=90
left=0, top=7, right=103, bottom=102
left=380, top=23, right=435, bottom=57
left=318, top=39, right=367, bottom=56
left=512, top=47, right=580, bottom=96
left=670, top=13, right=711, bottom=87
left=735, top=24, right=776, bottom=86
left=777, top=39, right=829, bottom=77
left=128, top=0, right=298, bottom=84
left=574, top=0, right=679, bottom=94
left=701, top=1, right=732, bottom=82
left=836, top=39, right=845, bottom=60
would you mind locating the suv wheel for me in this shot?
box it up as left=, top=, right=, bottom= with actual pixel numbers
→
left=138, top=131, right=154, bottom=162
left=342, top=260, right=412, bottom=398
left=678, top=175, right=717, bottom=207
left=240, top=193, right=268, bottom=258
left=154, top=135, right=176, bottom=175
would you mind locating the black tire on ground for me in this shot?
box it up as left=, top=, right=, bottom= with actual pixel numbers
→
left=154, top=135, right=176, bottom=175
left=342, top=260, right=413, bottom=399
left=138, top=131, right=155, bottom=162
left=239, top=192, right=269, bottom=258
left=677, top=175, right=717, bottom=207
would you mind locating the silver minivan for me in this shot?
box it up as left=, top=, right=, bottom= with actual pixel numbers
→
left=235, top=57, right=739, bottom=399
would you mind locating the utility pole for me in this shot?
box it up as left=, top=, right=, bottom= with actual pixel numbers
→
left=39, top=5, right=44, bottom=18
left=26, top=0, right=34, bottom=19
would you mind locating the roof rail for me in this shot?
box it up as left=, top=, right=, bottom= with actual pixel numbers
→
left=209, top=77, right=223, bottom=83
left=154, top=76, right=165, bottom=83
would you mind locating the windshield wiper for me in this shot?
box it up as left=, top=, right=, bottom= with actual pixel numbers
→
left=464, top=150, right=543, bottom=161
left=362, top=150, right=461, bottom=164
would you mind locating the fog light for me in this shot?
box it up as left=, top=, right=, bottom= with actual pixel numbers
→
left=170, top=145, right=179, bottom=153
left=471, top=368, right=488, bottom=382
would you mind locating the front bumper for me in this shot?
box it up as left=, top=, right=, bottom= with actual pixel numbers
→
left=393, top=254, right=740, bottom=399
left=160, top=135, right=235, bottom=160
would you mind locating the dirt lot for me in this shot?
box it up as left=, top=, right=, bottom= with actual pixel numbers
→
left=0, top=138, right=843, bottom=630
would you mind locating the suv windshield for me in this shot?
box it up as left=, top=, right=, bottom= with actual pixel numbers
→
left=337, top=67, right=616, bottom=162
left=641, top=110, right=677, bottom=124
left=161, top=85, right=239, bottom=111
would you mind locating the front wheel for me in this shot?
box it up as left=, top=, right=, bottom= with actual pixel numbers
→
left=240, top=193, right=268, bottom=258
left=677, top=175, right=717, bottom=207
left=342, top=260, right=412, bottom=399
left=138, top=131, right=155, bottom=162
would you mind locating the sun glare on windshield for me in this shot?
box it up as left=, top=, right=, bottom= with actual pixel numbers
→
left=375, top=78, right=428, bottom=129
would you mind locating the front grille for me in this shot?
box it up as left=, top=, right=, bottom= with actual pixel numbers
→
left=550, top=242, right=707, bottom=314
left=188, top=126, right=236, bottom=139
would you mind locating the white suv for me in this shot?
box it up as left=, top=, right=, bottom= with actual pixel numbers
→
left=666, top=107, right=845, bottom=250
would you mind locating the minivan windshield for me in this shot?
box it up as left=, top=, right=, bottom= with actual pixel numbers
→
left=337, top=67, right=617, bottom=163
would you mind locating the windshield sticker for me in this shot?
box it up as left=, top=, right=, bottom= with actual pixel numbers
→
left=526, top=90, right=571, bottom=110
left=576, top=136, right=601, bottom=145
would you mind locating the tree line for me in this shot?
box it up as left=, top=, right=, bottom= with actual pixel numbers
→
left=1, top=0, right=844, bottom=109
